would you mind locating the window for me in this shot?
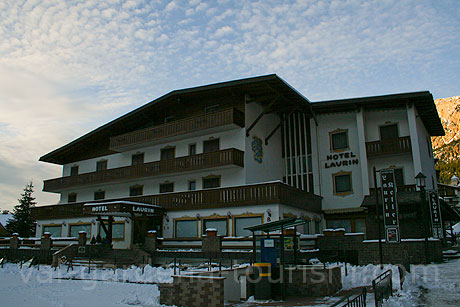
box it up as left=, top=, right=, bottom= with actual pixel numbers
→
left=70, top=166, right=79, bottom=176
left=69, top=224, right=91, bottom=238
left=175, top=219, right=198, bottom=238
left=355, top=219, right=366, bottom=234
left=314, top=221, right=321, bottom=234
left=189, top=144, right=196, bottom=156
left=160, top=182, right=174, bottom=193
left=330, top=130, right=348, bottom=151
left=234, top=216, right=263, bottom=237
left=99, top=222, right=125, bottom=241
left=379, top=124, right=398, bottom=140
left=205, top=104, right=220, bottom=114
left=203, top=218, right=228, bottom=236
left=68, top=193, right=77, bottom=203
left=188, top=180, right=196, bottom=191
left=43, top=225, right=62, bottom=237
left=164, top=116, right=174, bottom=123
left=132, top=153, right=144, bottom=165
left=327, top=219, right=352, bottom=232
left=94, top=190, right=105, bottom=200
left=160, top=147, right=175, bottom=160
left=96, top=160, right=107, bottom=172
left=302, top=221, right=311, bottom=235
left=130, top=185, right=143, bottom=196
left=333, top=172, right=352, bottom=195
left=203, top=139, right=219, bottom=153
left=203, top=176, right=220, bottom=189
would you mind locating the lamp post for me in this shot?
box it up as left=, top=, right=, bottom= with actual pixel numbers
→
left=415, top=172, right=430, bottom=263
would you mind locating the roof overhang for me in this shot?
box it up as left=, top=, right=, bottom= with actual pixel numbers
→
left=312, top=91, right=444, bottom=136
left=40, top=74, right=314, bottom=165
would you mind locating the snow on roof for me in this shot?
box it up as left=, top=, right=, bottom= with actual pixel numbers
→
left=0, top=214, right=12, bottom=227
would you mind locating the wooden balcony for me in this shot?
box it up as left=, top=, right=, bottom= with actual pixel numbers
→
left=109, top=108, right=245, bottom=151
left=32, top=182, right=322, bottom=220
left=366, top=136, right=411, bottom=158
left=43, top=149, right=244, bottom=192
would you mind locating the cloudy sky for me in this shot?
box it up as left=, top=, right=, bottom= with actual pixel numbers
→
left=0, top=0, right=459, bottom=210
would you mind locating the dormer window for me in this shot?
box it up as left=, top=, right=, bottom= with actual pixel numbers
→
left=330, top=129, right=349, bottom=152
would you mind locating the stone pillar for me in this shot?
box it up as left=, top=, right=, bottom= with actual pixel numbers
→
left=78, top=231, right=87, bottom=246
left=202, top=228, right=221, bottom=253
left=10, top=233, right=19, bottom=249
left=41, top=232, right=52, bottom=250
left=144, top=230, right=157, bottom=253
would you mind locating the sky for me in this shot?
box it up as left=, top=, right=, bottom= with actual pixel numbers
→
left=0, top=0, right=459, bottom=211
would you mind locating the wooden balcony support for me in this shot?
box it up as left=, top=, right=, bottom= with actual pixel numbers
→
left=110, top=108, right=244, bottom=151
left=366, top=136, right=412, bottom=158
left=43, top=149, right=244, bottom=192
left=32, top=182, right=322, bottom=220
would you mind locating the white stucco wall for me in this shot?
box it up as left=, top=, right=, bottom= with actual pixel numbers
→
left=363, top=108, right=410, bottom=142
left=313, top=112, right=364, bottom=210
left=244, top=102, right=284, bottom=184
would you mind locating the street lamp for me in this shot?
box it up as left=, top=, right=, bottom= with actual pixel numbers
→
left=415, top=172, right=430, bottom=263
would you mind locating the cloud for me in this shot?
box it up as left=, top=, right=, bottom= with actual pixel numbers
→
left=0, top=0, right=459, bottom=210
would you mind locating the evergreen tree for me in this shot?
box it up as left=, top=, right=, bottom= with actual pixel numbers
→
left=6, top=182, right=36, bottom=237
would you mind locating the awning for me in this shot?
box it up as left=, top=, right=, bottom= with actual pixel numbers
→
left=83, top=201, right=163, bottom=217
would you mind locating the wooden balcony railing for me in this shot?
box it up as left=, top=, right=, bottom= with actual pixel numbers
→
left=109, top=108, right=245, bottom=150
left=369, top=184, right=416, bottom=195
left=32, top=182, right=322, bottom=220
left=366, top=136, right=412, bottom=158
left=43, top=149, right=244, bottom=192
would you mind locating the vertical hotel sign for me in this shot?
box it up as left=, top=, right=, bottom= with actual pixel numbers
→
left=428, top=191, right=443, bottom=239
left=380, top=169, right=400, bottom=243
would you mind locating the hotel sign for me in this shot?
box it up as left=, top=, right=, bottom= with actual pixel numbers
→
left=83, top=202, right=162, bottom=217
left=428, top=190, right=443, bottom=239
left=324, top=152, right=359, bottom=168
left=380, top=169, right=400, bottom=243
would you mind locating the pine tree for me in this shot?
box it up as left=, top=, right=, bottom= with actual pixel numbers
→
left=6, top=182, right=36, bottom=237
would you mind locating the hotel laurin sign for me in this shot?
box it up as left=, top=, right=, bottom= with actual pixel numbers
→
left=324, top=152, right=359, bottom=168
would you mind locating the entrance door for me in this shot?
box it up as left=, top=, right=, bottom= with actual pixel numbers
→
left=133, top=216, right=163, bottom=245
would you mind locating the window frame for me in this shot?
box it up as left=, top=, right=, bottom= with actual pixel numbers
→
left=68, top=223, right=92, bottom=238
left=129, top=185, right=143, bottom=196
left=332, top=171, right=353, bottom=196
left=98, top=221, right=125, bottom=241
left=131, top=152, right=144, bottom=166
left=188, top=143, right=197, bottom=156
left=329, top=129, right=349, bottom=152
left=68, top=193, right=77, bottom=203
left=379, top=123, right=399, bottom=140
left=203, top=138, right=220, bottom=153
left=188, top=180, right=196, bottom=191
left=42, top=224, right=62, bottom=237
left=232, top=214, right=264, bottom=237
left=160, top=146, right=175, bottom=160
left=202, top=175, right=221, bottom=189
left=94, top=190, right=106, bottom=200
left=174, top=218, right=199, bottom=238
left=96, top=160, right=108, bottom=172
left=70, top=166, right=79, bottom=176
left=201, top=216, right=229, bottom=236
left=159, top=182, right=174, bottom=194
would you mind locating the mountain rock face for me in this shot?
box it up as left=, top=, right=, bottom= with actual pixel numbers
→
left=432, top=96, right=460, bottom=163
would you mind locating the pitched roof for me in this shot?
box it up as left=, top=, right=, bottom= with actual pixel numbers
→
left=311, top=91, right=444, bottom=136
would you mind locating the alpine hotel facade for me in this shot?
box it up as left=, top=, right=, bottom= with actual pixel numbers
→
left=32, top=75, right=444, bottom=249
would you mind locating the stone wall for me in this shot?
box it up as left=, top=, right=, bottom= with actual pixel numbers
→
left=285, top=266, right=342, bottom=297
left=317, top=233, right=443, bottom=265
left=159, top=275, right=225, bottom=307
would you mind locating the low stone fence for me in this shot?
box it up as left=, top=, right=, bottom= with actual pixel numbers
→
left=317, top=232, right=443, bottom=265
left=285, top=265, right=342, bottom=297
left=159, top=275, right=225, bottom=307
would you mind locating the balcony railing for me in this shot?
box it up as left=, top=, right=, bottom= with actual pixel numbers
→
left=43, top=149, right=244, bottom=192
left=109, top=108, right=245, bottom=151
left=32, top=182, right=322, bottom=220
left=369, top=184, right=416, bottom=195
left=366, top=136, right=412, bottom=158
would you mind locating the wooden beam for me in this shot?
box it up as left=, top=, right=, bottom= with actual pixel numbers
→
left=264, top=111, right=294, bottom=145
left=246, top=95, right=280, bottom=137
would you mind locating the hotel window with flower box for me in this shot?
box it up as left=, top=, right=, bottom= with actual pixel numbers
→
left=43, top=225, right=62, bottom=237
left=69, top=223, right=91, bottom=238
left=175, top=219, right=198, bottom=238
left=333, top=171, right=353, bottom=195
left=329, top=129, right=349, bottom=151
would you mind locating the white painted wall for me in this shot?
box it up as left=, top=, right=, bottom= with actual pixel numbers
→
left=244, top=102, right=284, bottom=184
left=313, top=112, right=364, bottom=210
left=363, top=108, right=409, bottom=142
